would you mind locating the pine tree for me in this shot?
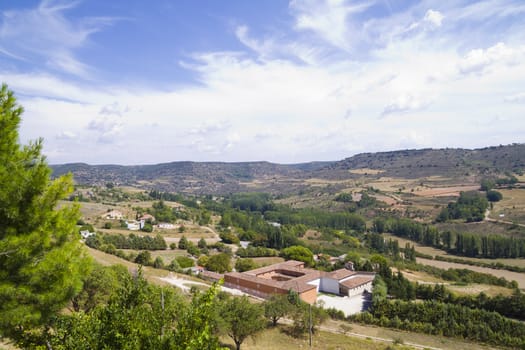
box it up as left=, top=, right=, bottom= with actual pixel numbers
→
left=0, top=84, right=90, bottom=341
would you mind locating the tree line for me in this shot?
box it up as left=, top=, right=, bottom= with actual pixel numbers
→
left=86, top=233, right=167, bottom=250
left=378, top=217, right=525, bottom=258
left=351, top=276, right=525, bottom=349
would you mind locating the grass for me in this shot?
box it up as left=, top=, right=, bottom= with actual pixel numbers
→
left=219, top=326, right=409, bottom=350
left=222, top=322, right=501, bottom=350
left=85, top=246, right=205, bottom=286
left=334, top=321, right=500, bottom=350
left=490, top=188, right=525, bottom=224
left=416, top=257, right=525, bottom=289
left=251, top=257, right=285, bottom=266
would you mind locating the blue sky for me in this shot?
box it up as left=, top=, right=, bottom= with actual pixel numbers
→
left=1, top=0, right=524, bottom=164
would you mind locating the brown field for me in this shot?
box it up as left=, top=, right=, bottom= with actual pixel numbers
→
left=416, top=257, right=525, bottom=289
left=367, top=177, right=413, bottom=192
left=371, top=193, right=398, bottom=205
left=415, top=185, right=480, bottom=197
left=348, top=168, right=385, bottom=175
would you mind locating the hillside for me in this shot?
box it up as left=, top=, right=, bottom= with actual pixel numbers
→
left=319, top=144, right=525, bottom=179
left=51, top=144, right=525, bottom=194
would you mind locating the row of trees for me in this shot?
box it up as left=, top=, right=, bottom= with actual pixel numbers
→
left=352, top=275, right=525, bottom=349
left=361, top=297, right=525, bottom=348
left=86, top=233, right=168, bottom=250
left=379, top=217, right=525, bottom=258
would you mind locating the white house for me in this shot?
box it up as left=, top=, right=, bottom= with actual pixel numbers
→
left=157, top=223, right=175, bottom=229
left=126, top=221, right=140, bottom=231
left=80, top=230, right=95, bottom=239
left=103, top=210, right=124, bottom=220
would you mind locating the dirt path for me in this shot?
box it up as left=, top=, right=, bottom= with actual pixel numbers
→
left=416, top=257, right=525, bottom=289
left=484, top=208, right=525, bottom=227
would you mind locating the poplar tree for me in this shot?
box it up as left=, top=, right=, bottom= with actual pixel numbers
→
left=0, top=84, right=90, bottom=340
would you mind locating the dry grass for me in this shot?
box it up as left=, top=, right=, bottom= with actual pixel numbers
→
left=0, top=339, right=18, bottom=350
left=491, top=188, right=525, bottom=223
left=334, top=321, right=500, bottom=350
left=86, top=246, right=204, bottom=286
left=348, top=168, right=385, bottom=175
left=251, top=256, right=285, bottom=266
left=416, top=257, right=525, bottom=289
left=149, top=249, right=188, bottom=264
left=395, top=267, right=512, bottom=297
left=447, top=284, right=513, bottom=297
left=415, top=185, right=480, bottom=198
left=220, top=326, right=406, bottom=350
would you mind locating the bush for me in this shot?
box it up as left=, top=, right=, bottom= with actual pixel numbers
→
left=176, top=256, right=194, bottom=269
left=486, top=190, right=503, bottom=202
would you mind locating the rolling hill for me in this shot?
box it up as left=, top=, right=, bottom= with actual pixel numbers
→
left=51, top=144, right=524, bottom=194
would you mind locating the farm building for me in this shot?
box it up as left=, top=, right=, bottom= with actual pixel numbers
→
left=223, top=260, right=375, bottom=304
left=103, top=210, right=124, bottom=220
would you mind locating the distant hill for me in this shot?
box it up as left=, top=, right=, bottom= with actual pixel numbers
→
left=51, top=144, right=524, bottom=194
left=319, top=144, right=525, bottom=179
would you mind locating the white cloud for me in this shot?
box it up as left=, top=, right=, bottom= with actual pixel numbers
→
left=55, top=130, right=77, bottom=140
left=423, top=9, right=444, bottom=28
left=381, top=94, right=432, bottom=117
left=100, top=102, right=129, bottom=117
left=290, top=0, right=374, bottom=52
left=458, top=42, right=523, bottom=75
left=504, top=92, right=525, bottom=103
left=189, top=120, right=231, bottom=136
left=87, top=115, right=123, bottom=144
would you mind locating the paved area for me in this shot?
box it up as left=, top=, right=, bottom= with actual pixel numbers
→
left=317, top=293, right=371, bottom=316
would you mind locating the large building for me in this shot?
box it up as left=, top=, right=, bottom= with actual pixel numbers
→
left=224, top=260, right=375, bottom=304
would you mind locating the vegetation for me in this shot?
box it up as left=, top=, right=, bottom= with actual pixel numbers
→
left=0, top=84, right=90, bottom=342
left=385, top=217, right=525, bottom=258
left=86, top=232, right=167, bottom=250
left=281, top=246, right=314, bottom=266
left=437, top=191, right=488, bottom=223
left=219, top=295, right=265, bottom=350
left=235, top=258, right=257, bottom=272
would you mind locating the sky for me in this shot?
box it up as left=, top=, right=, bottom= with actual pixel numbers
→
left=1, top=0, right=524, bottom=165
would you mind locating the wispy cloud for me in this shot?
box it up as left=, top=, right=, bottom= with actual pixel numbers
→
left=0, top=0, right=116, bottom=77
left=290, top=0, right=374, bottom=52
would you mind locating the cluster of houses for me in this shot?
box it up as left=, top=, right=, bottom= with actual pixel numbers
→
left=101, top=210, right=176, bottom=231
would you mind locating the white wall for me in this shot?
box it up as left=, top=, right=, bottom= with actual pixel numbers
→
left=319, top=277, right=340, bottom=294
left=307, top=278, right=321, bottom=292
